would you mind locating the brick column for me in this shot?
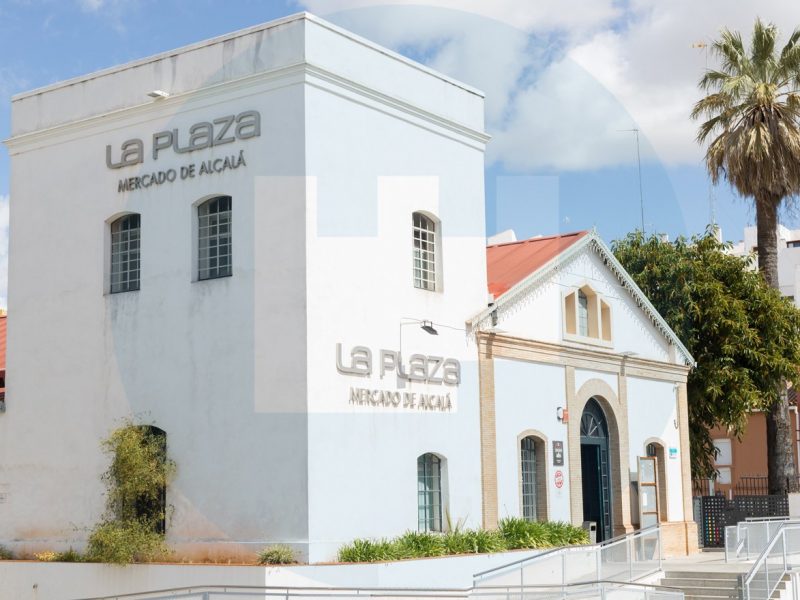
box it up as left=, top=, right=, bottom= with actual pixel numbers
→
left=478, top=336, right=498, bottom=529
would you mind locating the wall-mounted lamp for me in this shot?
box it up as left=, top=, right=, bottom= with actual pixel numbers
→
left=420, top=321, right=438, bottom=336
left=557, top=406, right=569, bottom=423
left=147, top=90, right=170, bottom=100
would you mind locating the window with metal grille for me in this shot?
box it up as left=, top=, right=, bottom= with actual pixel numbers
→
left=198, top=196, right=232, bottom=281
left=412, top=212, right=437, bottom=291
left=110, top=214, right=141, bottom=293
left=577, top=289, right=589, bottom=336
left=417, top=453, right=443, bottom=532
left=520, top=436, right=538, bottom=521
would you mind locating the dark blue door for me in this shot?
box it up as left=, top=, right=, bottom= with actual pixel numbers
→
left=581, top=398, right=613, bottom=542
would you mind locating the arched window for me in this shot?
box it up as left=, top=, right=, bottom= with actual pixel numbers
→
left=412, top=212, right=437, bottom=291
left=520, top=435, right=548, bottom=521
left=417, top=453, right=443, bottom=532
left=198, top=196, right=232, bottom=280
left=577, top=290, right=589, bottom=336
left=110, top=214, right=141, bottom=293
left=138, top=426, right=168, bottom=534
left=646, top=442, right=668, bottom=522
left=564, top=285, right=612, bottom=342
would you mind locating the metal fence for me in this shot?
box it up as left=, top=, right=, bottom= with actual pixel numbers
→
left=472, top=526, right=661, bottom=589
left=742, top=522, right=800, bottom=600
left=695, top=495, right=788, bottom=547
left=724, top=517, right=799, bottom=561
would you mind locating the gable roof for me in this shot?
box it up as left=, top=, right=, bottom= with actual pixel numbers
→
left=487, top=231, right=589, bottom=298
left=470, top=230, right=695, bottom=366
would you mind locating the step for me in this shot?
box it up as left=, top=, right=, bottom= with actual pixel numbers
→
left=664, top=572, right=744, bottom=581
left=673, top=587, right=740, bottom=597
left=662, top=578, right=739, bottom=588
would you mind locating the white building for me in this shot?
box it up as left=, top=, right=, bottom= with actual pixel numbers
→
left=730, top=224, right=800, bottom=303
left=0, top=13, right=697, bottom=563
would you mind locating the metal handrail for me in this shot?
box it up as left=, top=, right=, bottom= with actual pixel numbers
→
left=473, top=525, right=661, bottom=584
left=725, top=517, right=800, bottom=562
left=742, top=522, right=800, bottom=600
left=74, top=580, right=683, bottom=600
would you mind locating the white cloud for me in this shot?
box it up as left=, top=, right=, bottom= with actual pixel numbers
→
left=297, top=0, right=800, bottom=170
left=78, top=0, right=104, bottom=11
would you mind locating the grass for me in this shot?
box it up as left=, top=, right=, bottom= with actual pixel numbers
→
left=256, top=545, right=296, bottom=565
left=337, top=518, right=589, bottom=563
left=0, top=545, right=12, bottom=560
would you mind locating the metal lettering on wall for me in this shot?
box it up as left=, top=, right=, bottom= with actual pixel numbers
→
left=336, top=343, right=460, bottom=412
left=105, top=110, right=260, bottom=194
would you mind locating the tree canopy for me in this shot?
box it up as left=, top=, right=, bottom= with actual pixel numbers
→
left=613, top=230, right=800, bottom=476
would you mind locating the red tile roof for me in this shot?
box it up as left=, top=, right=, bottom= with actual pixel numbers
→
left=487, top=231, right=589, bottom=298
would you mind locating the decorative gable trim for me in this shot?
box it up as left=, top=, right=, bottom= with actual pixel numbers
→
left=468, top=230, right=695, bottom=366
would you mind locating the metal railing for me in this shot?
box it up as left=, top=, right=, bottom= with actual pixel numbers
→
left=742, top=522, right=800, bottom=600
left=74, top=580, right=683, bottom=600
left=724, top=517, right=800, bottom=562
left=472, top=526, right=661, bottom=589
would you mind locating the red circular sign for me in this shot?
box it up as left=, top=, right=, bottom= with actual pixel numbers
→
left=554, top=470, right=564, bottom=489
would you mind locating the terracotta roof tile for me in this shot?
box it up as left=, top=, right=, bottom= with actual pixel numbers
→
left=487, top=231, right=589, bottom=298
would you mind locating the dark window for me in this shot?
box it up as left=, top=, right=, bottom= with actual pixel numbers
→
left=198, top=196, right=232, bottom=280
left=417, top=453, right=443, bottom=532
left=110, top=214, right=140, bottom=293
left=412, top=212, right=437, bottom=291
left=521, top=437, right=539, bottom=521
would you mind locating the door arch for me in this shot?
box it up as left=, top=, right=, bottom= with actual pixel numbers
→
left=580, top=398, right=613, bottom=541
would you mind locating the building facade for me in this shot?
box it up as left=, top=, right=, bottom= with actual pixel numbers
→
left=0, top=13, right=696, bottom=562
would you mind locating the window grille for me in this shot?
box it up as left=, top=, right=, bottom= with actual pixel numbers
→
left=413, top=213, right=436, bottom=291
left=198, top=196, right=232, bottom=280
left=110, top=214, right=141, bottom=293
left=418, top=453, right=443, bottom=532
left=521, top=437, right=538, bottom=521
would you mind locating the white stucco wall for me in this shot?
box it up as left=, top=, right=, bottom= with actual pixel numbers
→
left=1, top=13, right=489, bottom=563
left=493, top=359, right=571, bottom=522
left=626, top=377, right=684, bottom=522
left=302, top=61, right=488, bottom=560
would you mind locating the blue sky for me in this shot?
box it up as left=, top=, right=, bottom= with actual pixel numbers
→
left=1, top=0, right=798, bottom=280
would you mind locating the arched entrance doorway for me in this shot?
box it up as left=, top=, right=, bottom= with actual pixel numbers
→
left=581, top=398, right=613, bottom=541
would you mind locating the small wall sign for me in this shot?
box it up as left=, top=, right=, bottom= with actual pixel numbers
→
left=669, top=447, right=678, bottom=460
left=554, top=470, right=564, bottom=489
left=553, top=441, right=564, bottom=466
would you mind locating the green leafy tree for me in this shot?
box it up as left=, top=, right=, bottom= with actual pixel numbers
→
left=613, top=231, right=800, bottom=478
left=692, top=19, right=800, bottom=493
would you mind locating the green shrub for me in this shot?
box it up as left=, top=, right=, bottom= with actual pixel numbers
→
left=86, top=520, right=170, bottom=565
left=56, top=548, right=84, bottom=563
left=337, top=538, right=399, bottom=563
left=394, top=530, right=446, bottom=558
left=87, top=419, right=176, bottom=565
left=256, top=545, right=296, bottom=565
left=337, top=519, right=588, bottom=563
left=499, top=518, right=588, bottom=549
left=0, top=545, right=12, bottom=560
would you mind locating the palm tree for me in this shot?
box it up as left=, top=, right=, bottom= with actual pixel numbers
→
left=692, top=19, right=800, bottom=495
